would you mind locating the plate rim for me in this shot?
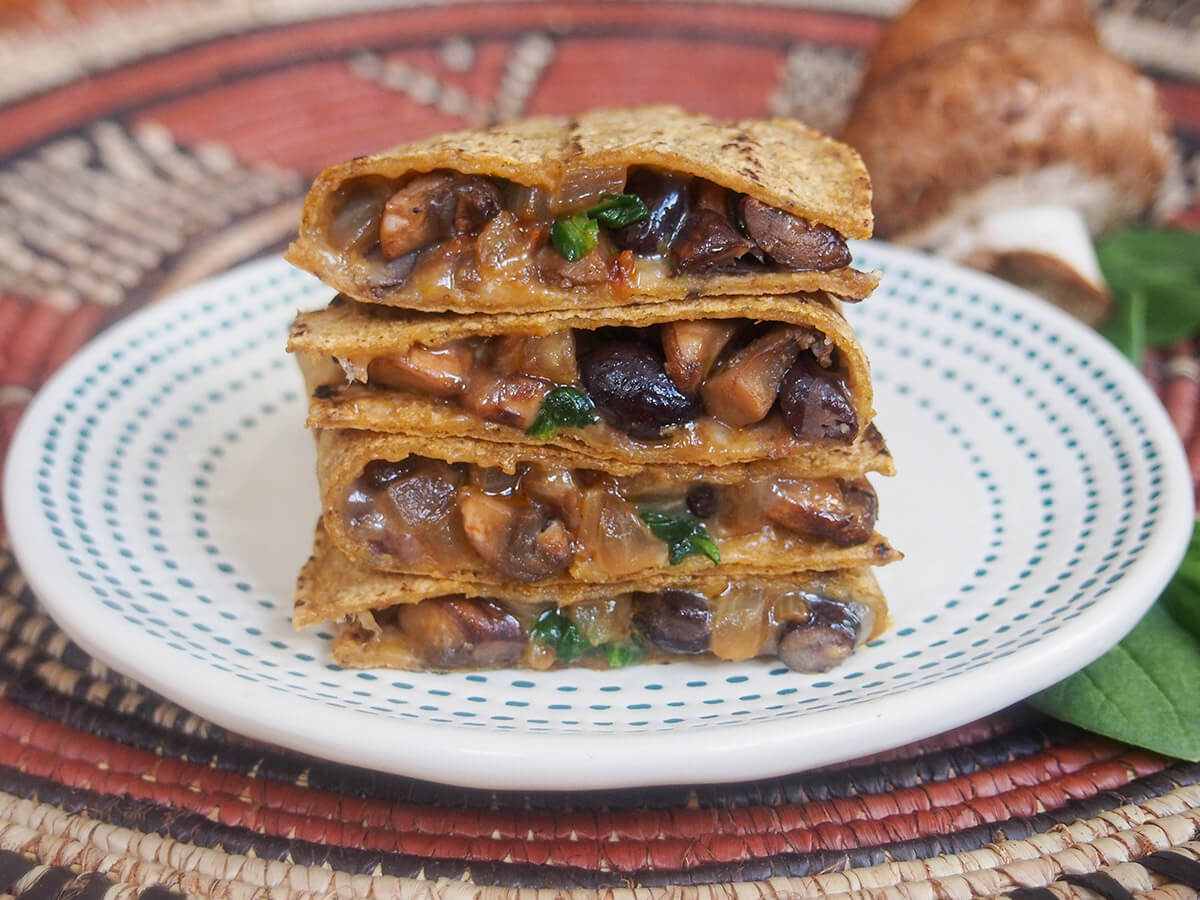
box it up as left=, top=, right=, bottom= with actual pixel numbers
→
left=4, top=248, right=1193, bottom=790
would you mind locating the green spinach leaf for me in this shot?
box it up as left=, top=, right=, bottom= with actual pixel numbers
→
left=531, top=609, right=589, bottom=662
left=1164, top=519, right=1200, bottom=641
left=526, top=386, right=597, bottom=439
left=638, top=508, right=720, bottom=566
left=1029, top=602, right=1200, bottom=761
left=587, top=193, right=649, bottom=229
left=531, top=609, right=647, bottom=667
left=1098, top=228, right=1200, bottom=360
left=551, top=212, right=600, bottom=262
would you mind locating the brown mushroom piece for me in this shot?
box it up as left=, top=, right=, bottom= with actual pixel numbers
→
left=776, top=596, right=874, bottom=673
left=778, top=354, right=857, bottom=442
left=368, top=341, right=474, bottom=397
left=461, top=373, right=551, bottom=430
left=492, top=331, right=579, bottom=385
left=535, top=244, right=610, bottom=288
left=700, top=327, right=802, bottom=427
left=397, top=597, right=526, bottom=669
left=738, top=197, right=851, bottom=271
left=631, top=590, right=712, bottom=654
left=379, top=173, right=501, bottom=260
left=842, top=27, right=1171, bottom=325
left=672, top=210, right=755, bottom=273
left=661, top=320, right=740, bottom=393
left=350, top=458, right=467, bottom=569
left=762, top=477, right=877, bottom=546
left=459, top=489, right=573, bottom=582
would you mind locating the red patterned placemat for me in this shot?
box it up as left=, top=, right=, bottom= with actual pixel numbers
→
left=0, top=2, right=1199, bottom=896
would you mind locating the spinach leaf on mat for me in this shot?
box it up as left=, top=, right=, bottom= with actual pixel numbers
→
left=1029, top=603, right=1200, bottom=761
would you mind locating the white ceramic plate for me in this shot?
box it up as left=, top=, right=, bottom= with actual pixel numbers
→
left=5, top=245, right=1192, bottom=790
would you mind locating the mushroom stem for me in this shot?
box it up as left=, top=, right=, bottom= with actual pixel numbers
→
left=938, top=204, right=1111, bottom=325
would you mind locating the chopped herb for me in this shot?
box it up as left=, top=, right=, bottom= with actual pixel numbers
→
left=550, top=194, right=648, bottom=260
left=532, top=610, right=646, bottom=668
left=604, top=636, right=647, bottom=668
left=638, top=508, right=721, bottom=566
left=531, top=609, right=588, bottom=662
left=526, top=386, right=598, bottom=439
left=587, top=193, right=649, bottom=229
left=551, top=212, right=599, bottom=262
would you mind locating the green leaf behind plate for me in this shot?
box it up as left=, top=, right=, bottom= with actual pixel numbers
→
left=1029, top=603, right=1200, bottom=761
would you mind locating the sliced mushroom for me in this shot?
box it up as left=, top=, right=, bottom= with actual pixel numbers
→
left=631, top=590, right=711, bottom=654
left=661, top=320, right=740, bottom=393
left=397, top=597, right=525, bottom=669
left=776, top=596, right=872, bottom=673
left=453, top=179, right=504, bottom=233
left=366, top=249, right=421, bottom=296
left=492, top=330, right=578, bottom=385
left=580, top=340, right=702, bottom=440
left=459, top=488, right=572, bottom=582
left=700, top=327, right=802, bottom=427
left=535, top=244, right=610, bottom=287
left=673, top=210, right=755, bottom=273
left=778, top=354, right=858, bottom=442
left=352, top=458, right=467, bottom=568
left=739, top=197, right=851, bottom=271
left=380, top=173, right=501, bottom=260
left=380, top=173, right=457, bottom=259
left=762, top=477, right=877, bottom=546
left=329, top=177, right=392, bottom=254
left=367, top=341, right=474, bottom=397
left=461, top=373, right=551, bottom=429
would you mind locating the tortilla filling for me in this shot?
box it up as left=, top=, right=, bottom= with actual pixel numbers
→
left=326, top=167, right=853, bottom=301
left=343, top=455, right=878, bottom=581
left=320, top=318, right=858, bottom=446
left=337, top=576, right=881, bottom=673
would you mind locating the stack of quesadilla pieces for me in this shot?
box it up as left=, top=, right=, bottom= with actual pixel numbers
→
left=285, top=107, right=900, bottom=673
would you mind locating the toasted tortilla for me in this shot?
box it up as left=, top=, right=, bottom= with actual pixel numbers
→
left=285, top=106, right=877, bottom=313
left=311, top=428, right=900, bottom=590
left=291, top=293, right=892, bottom=472
left=296, top=520, right=889, bottom=642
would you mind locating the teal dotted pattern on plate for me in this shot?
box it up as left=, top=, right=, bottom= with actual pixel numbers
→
left=11, top=245, right=1184, bottom=785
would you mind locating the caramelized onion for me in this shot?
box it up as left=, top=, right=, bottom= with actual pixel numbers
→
left=553, top=165, right=628, bottom=213
left=569, top=597, right=632, bottom=647
left=708, top=582, right=771, bottom=661
left=572, top=484, right=667, bottom=580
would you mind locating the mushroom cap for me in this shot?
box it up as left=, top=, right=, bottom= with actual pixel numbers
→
left=860, top=0, right=1098, bottom=88
left=841, top=30, right=1171, bottom=241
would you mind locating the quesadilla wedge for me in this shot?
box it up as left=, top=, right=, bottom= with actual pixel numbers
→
left=285, top=107, right=878, bottom=314
left=297, top=523, right=888, bottom=673
left=313, top=428, right=899, bottom=585
left=290, top=293, right=892, bottom=471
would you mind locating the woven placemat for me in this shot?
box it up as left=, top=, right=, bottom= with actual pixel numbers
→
left=1, top=2, right=1199, bottom=896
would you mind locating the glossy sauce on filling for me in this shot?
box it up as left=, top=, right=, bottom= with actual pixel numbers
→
left=343, top=576, right=879, bottom=673
left=342, top=456, right=877, bottom=582
left=324, top=166, right=854, bottom=305
left=323, top=319, right=859, bottom=447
